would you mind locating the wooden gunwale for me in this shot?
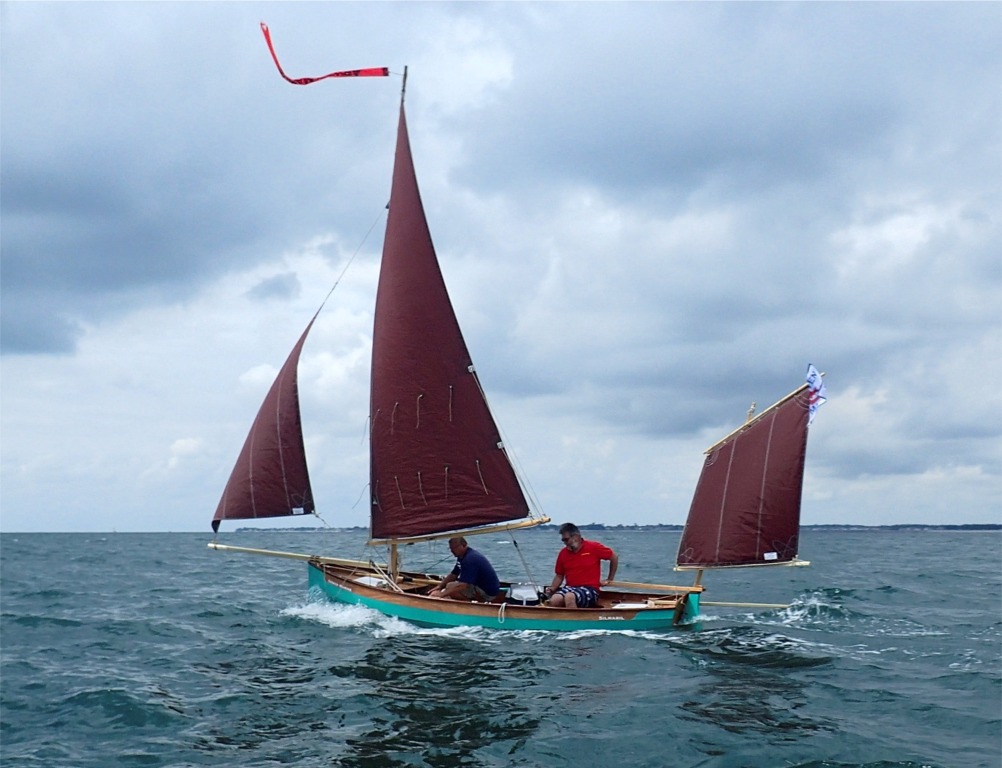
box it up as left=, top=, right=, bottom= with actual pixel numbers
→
left=315, top=561, right=690, bottom=614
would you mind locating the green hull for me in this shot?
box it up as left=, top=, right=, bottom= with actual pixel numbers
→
left=307, top=563, right=700, bottom=632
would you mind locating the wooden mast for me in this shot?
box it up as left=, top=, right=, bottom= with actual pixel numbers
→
left=386, top=63, right=407, bottom=585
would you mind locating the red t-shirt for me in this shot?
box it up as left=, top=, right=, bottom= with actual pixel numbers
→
left=555, top=539, right=614, bottom=590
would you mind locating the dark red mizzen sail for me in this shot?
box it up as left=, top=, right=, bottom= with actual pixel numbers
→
left=676, top=387, right=811, bottom=568
left=212, top=320, right=316, bottom=532
left=369, top=104, right=530, bottom=539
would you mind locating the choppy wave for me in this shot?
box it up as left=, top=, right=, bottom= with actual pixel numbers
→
left=2, top=531, right=999, bottom=768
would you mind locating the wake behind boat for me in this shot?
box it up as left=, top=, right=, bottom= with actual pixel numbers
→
left=208, top=58, right=826, bottom=631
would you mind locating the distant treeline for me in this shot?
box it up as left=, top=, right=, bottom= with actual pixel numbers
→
left=237, top=523, right=1001, bottom=532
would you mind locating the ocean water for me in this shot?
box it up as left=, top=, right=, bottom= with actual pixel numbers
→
left=1, top=529, right=999, bottom=768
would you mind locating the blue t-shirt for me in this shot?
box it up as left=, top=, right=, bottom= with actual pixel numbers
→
left=450, top=547, right=500, bottom=597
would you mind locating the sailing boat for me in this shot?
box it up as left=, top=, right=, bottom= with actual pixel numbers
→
left=208, top=83, right=824, bottom=631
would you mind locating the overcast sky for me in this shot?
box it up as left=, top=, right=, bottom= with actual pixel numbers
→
left=2, top=2, right=999, bottom=533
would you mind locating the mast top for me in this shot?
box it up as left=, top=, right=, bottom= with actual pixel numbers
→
left=401, top=65, right=408, bottom=104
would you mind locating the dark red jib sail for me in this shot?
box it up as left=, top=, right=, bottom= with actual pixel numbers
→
left=676, top=386, right=811, bottom=568
left=212, top=320, right=316, bottom=532
left=369, top=104, right=530, bottom=539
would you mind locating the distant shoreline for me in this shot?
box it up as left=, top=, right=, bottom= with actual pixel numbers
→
left=234, top=523, right=1002, bottom=533
left=5, top=525, right=997, bottom=534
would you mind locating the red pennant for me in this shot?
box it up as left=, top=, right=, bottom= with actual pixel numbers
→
left=261, top=23, right=389, bottom=84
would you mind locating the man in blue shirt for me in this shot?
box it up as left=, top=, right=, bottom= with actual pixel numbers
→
left=429, top=537, right=501, bottom=601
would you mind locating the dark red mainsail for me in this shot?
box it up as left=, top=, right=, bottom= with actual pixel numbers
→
left=369, top=104, right=530, bottom=539
left=676, top=386, right=811, bottom=568
left=212, top=320, right=315, bottom=532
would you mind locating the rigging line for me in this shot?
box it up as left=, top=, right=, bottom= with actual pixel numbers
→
left=315, top=205, right=387, bottom=314
left=368, top=560, right=405, bottom=593
left=349, top=483, right=369, bottom=511
left=422, top=543, right=456, bottom=572
left=510, top=534, right=542, bottom=592
left=311, top=511, right=334, bottom=529
left=467, top=368, right=547, bottom=519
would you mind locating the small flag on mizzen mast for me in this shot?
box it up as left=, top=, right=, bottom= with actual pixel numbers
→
left=805, top=364, right=827, bottom=425
left=260, top=23, right=389, bottom=84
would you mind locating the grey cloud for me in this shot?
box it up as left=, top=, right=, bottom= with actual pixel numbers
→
left=248, top=272, right=301, bottom=301
left=0, top=2, right=998, bottom=530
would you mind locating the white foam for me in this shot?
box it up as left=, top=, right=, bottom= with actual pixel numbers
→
left=283, top=600, right=502, bottom=642
left=281, top=601, right=381, bottom=629
left=280, top=600, right=696, bottom=644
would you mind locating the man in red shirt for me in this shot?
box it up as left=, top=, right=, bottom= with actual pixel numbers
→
left=544, top=523, right=618, bottom=608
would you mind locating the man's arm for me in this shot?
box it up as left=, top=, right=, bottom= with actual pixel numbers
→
left=603, top=550, right=618, bottom=585
left=543, top=573, right=563, bottom=598
left=430, top=573, right=457, bottom=596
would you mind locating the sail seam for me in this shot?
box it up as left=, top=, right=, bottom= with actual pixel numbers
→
left=715, top=443, right=738, bottom=560
left=755, top=412, right=778, bottom=560
left=274, top=365, right=291, bottom=515
left=247, top=423, right=258, bottom=517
